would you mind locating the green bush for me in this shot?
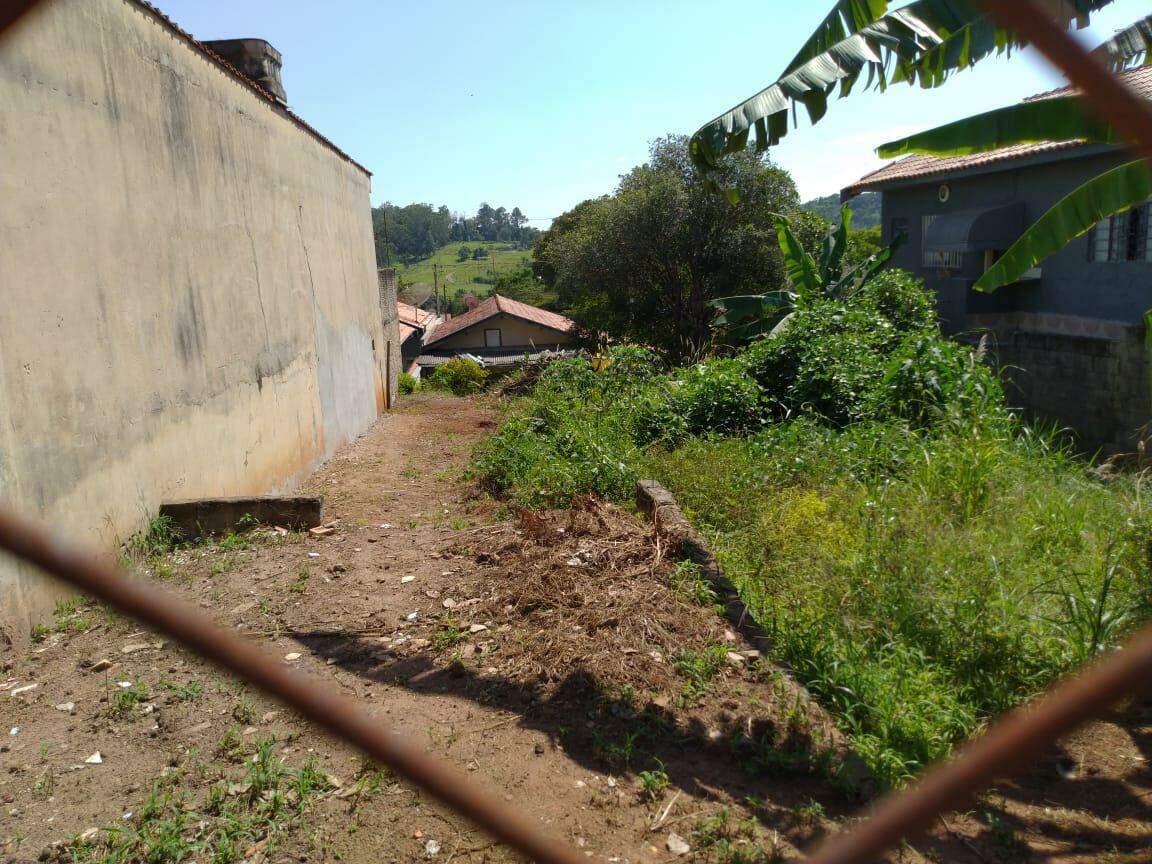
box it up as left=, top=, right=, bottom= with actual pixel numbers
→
left=741, top=269, right=998, bottom=428
left=426, top=358, right=488, bottom=395
left=635, top=359, right=763, bottom=444
left=871, top=333, right=1005, bottom=427
left=398, top=372, right=419, bottom=395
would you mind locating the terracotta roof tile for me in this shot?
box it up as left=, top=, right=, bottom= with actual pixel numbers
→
left=398, top=323, right=418, bottom=342
left=397, top=301, right=431, bottom=328
left=424, top=295, right=574, bottom=346
left=842, top=65, right=1152, bottom=197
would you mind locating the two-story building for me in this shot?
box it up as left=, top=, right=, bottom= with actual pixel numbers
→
left=842, top=65, right=1152, bottom=454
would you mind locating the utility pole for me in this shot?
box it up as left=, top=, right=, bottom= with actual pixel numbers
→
left=433, top=263, right=441, bottom=316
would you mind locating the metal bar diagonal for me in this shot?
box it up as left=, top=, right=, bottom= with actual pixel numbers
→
left=0, top=505, right=587, bottom=864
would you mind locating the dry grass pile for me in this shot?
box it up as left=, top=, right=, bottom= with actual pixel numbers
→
left=454, top=497, right=851, bottom=777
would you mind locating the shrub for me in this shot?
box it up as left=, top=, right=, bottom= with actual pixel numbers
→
left=426, top=358, right=488, bottom=395
left=634, top=359, right=763, bottom=444
left=398, top=372, right=419, bottom=395
left=741, top=269, right=996, bottom=427
left=871, top=333, right=1006, bottom=427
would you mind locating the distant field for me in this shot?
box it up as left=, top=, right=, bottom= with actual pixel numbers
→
left=398, top=241, right=530, bottom=296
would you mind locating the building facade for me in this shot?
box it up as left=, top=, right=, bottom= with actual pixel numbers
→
left=843, top=67, right=1152, bottom=455
left=0, top=0, right=397, bottom=644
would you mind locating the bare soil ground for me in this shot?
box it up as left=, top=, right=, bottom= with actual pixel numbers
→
left=2, top=393, right=1151, bottom=864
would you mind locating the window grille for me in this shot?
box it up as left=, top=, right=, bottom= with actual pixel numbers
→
left=921, top=215, right=963, bottom=269
left=1088, top=202, right=1151, bottom=262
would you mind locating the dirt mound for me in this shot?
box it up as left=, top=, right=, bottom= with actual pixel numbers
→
left=450, top=497, right=849, bottom=782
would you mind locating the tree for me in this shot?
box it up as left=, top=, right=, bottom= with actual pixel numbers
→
left=457, top=246, right=472, bottom=262
left=534, top=134, right=800, bottom=361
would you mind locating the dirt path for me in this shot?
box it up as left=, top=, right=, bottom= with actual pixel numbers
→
left=2, top=394, right=832, bottom=864
left=3, top=394, right=1151, bottom=864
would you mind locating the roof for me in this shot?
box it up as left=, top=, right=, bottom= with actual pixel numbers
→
left=416, top=348, right=579, bottom=368
left=128, top=1, right=370, bottom=177
left=399, top=323, right=418, bottom=342
left=423, top=294, right=574, bottom=346
left=842, top=65, right=1152, bottom=198
left=397, top=301, right=432, bottom=329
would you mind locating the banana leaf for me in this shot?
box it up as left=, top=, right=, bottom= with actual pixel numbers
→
left=819, top=205, right=853, bottom=283
left=689, top=0, right=1114, bottom=175
left=875, top=95, right=1118, bottom=157
left=974, top=160, right=1152, bottom=292
left=709, top=293, right=791, bottom=341
left=838, top=234, right=903, bottom=297
left=773, top=215, right=821, bottom=295
left=1092, top=13, right=1152, bottom=71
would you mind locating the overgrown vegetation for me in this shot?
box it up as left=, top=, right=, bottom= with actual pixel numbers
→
left=425, top=357, right=488, bottom=396
left=474, top=269, right=1152, bottom=788
left=398, top=372, right=419, bottom=395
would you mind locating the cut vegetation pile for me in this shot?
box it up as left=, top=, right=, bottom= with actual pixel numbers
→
left=451, top=497, right=861, bottom=791
left=473, top=269, right=1152, bottom=788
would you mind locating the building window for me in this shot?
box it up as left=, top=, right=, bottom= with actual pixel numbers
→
left=921, top=214, right=962, bottom=270
left=1088, top=203, right=1151, bottom=262
left=484, top=328, right=502, bottom=348
left=890, top=216, right=909, bottom=244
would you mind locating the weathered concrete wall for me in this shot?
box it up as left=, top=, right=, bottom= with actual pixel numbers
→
left=431, top=315, right=575, bottom=351
left=966, top=313, right=1150, bottom=455
left=0, top=0, right=390, bottom=645
left=378, top=269, right=402, bottom=398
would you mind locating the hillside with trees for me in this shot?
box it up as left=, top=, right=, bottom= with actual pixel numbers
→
left=801, top=191, right=880, bottom=228
left=372, top=201, right=540, bottom=266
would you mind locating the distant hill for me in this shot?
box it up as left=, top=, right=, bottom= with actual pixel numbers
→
left=801, top=191, right=880, bottom=229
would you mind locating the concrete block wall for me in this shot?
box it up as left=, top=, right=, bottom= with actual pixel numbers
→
left=378, top=268, right=402, bottom=404
left=970, top=314, right=1150, bottom=455
left=0, top=0, right=392, bottom=646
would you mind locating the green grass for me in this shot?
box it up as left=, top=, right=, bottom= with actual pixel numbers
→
left=70, top=738, right=331, bottom=864
left=397, top=241, right=530, bottom=294
left=109, top=681, right=151, bottom=718
left=472, top=338, right=1152, bottom=789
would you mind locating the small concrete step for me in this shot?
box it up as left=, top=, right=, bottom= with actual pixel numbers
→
left=159, top=495, right=323, bottom=540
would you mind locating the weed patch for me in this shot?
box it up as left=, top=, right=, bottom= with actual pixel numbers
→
left=473, top=275, right=1152, bottom=787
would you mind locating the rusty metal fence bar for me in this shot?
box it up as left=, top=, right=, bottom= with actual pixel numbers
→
left=1, top=1, right=1151, bottom=862
left=0, top=506, right=587, bottom=864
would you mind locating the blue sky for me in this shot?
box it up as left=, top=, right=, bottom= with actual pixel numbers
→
left=160, top=1, right=1149, bottom=223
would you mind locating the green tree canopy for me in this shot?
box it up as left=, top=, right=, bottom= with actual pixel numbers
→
left=533, top=134, right=800, bottom=360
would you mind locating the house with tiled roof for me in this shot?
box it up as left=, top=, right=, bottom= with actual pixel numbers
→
left=841, top=65, right=1152, bottom=455
left=416, top=295, right=577, bottom=373
left=397, top=301, right=443, bottom=375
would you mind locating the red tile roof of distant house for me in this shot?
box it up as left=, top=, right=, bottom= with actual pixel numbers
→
left=423, top=295, right=574, bottom=346
left=397, top=301, right=432, bottom=329
left=399, top=323, right=418, bottom=342
left=841, top=65, right=1152, bottom=198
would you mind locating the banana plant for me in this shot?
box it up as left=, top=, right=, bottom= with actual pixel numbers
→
left=872, top=12, right=1152, bottom=291
left=711, top=206, right=902, bottom=341
left=690, top=0, right=1116, bottom=179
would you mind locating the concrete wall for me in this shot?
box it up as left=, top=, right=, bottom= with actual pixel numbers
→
left=967, top=314, right=1150, bottom=454
left=0, top=0, right=391, bottom=645
left=873, top=149, right=1151, bottom=454
left=378, top=269, right=402, bottom=400
left=430, top=314, right=574, bottom=351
